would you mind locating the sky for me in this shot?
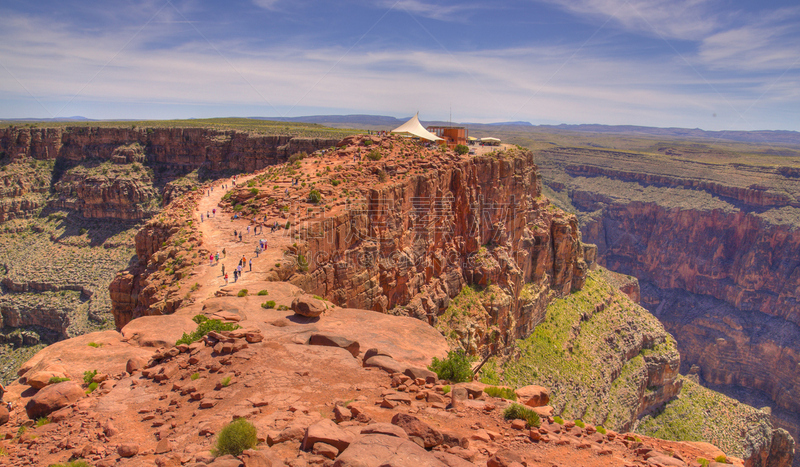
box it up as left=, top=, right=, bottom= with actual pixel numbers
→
left=0, top=0, right=799, bottom=131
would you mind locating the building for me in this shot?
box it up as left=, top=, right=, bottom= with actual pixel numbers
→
left=426, top=126, right=468, bottom=149
left=390, top=113, right=444, bottom=143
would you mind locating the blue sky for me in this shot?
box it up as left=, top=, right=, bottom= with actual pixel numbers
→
left=0, top=0, right=798, bottom=130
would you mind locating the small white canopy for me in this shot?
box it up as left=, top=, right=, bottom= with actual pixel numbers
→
left=480, top=137, right=501, bottom=142
left=391, top=113, right=443, bottom=142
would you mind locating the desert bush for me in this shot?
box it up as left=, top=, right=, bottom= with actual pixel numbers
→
left=454, top=144, right=469, bottom=155
left=176, top=317, right=240, bottom=345
left=87, top=342, right=102, bottom=348
left=257, top=290, right=269, bottom=296
left=85, top=382, right=98, bottom=394
left=575, top=419, right=586, bottom=428
left=237, top=289, right=248, bottom=297
left=261, top=301, right=276, bottom=309
left=308, top=189, right=322, bottom=204
left=221, top=376, right=232, bottom=387
left=83, top=370, right=97, bottom=385
left=503, top=403, right=541, bottom=428
left=288, top=152, right=307, bottom=163
left=367, top=149, right=382, bottom=161
left=553, top=416, right=564, bottom=424
left=483, top=386, right=517, bottom=401
left=48, top=376, right=70, bottom=384
left=36, top=417, right=50, bottom=427
left=442, top=385, right=451, bottom=394
left=428, top=350, right=472, bottom=383
left=213, top=418, right=257, bottom=457
left=596, top=425, right=607, bottom=434
left=714, top=455, right=730, bottom=464
left=190, top=372, right=200, bottom=380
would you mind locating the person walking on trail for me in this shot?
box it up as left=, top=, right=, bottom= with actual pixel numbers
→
left=234, top=230, right=237, bottom=238
left=249, top=258, right=252, bottom=272
left=201, top=213, right=204, bottom=222
left=247, top=225, right=250, bottom=235
left=255, top=246, right=259, bottom=258
left=239, top=233, right=242, bottom=242
left=233, top=270, right=238, bottom=282
left=242, top=255, right=246, bottom=267
left=215, top=252, right=219, bottom=263
left=222, top=248, right=226, bottom=258
left=209, top=254, right=213, bottom=266
left=212, top=208, right=216, bottom=217
left=224, top=273, right=228, bottom=285
left=221, top=264, right=225, bottom=276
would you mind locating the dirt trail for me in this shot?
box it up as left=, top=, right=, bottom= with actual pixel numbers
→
left=188, top=174, right=295, bottom=303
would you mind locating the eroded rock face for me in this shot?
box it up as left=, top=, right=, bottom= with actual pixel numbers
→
left=288, top=145, right=594, bottom=352
left=538, top=145, right=800, bottom=465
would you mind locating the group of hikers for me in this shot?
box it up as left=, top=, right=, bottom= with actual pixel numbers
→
left=221, top=254, right=253, bottom=285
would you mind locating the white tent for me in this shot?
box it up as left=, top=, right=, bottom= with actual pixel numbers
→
left=480, top=137, right=501, bottom=143
left=391, top=113, right=443, bottom=142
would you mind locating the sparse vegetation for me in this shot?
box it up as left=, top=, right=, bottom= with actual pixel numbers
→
left=257, top=290, right=269, bottom=296
left=36, top=417, right=50, bottom=427
left=484, top=386, right=517, bottom=400
left=48, top=376, right=70, bottom=384
left=83, top=370, right=97, bottom=385
left=237, top=289, right=248, bottom=297
left=261, top=301, right=276, bottom=309
left=191, top=372, right=200, bottom=380
left=85, top=382, right=98, bottom=394
left=441, top=385, right=451, bottom=394
left=308, top=189, right=322, bottom=204
left=454, top=144, right=469, bottom=155
left=213, top=418, right=258, bottom=457
left=366, top=149, right=382, bottom=161
left=87, top=342, right=102, bottom=348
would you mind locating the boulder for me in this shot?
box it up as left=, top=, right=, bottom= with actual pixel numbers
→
left=241, top=449, right=272, bottom=467
left=360, top=423, right=409, bottom=439
left=126, top=356, right=147, bottom=374
left=0, top=406, right=8, bottom=426
left=26, top=367, right=69, bottom=389
left=515, top=385, right=550, bottom=407
left=333, top=434, right=447, bottom=467
left=291, top=296, right=326, bottom=318
left=487, top=449, right=525, bottom=467
left=309, top=334, right=360, bottom=358
left=25, top=381, right=84, bottom=419
left=391, top=413, right=443, bottom=448
left=532, top=406, right=554, bottom=417
left=118, top=443, right=139, bottom=458
left=364, top=355, right=406, bottom=374
left=302, top=419, right=354, bottom=452
left=404, top=367, right=437, bottom=382
left=432, top=451, right=478, bottom=467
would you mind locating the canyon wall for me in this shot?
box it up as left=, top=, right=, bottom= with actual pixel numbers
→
left=538, top=146, right=800, bottom=464
left=288, top=146, right=595, bottom=349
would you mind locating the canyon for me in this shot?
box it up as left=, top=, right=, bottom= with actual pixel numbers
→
left=0, top=122, right=794, bottom=466
left=536, top=142, right=800, bottom=465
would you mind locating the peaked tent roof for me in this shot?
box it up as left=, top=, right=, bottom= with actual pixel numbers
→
left=390, top=113, right=443, bottom=141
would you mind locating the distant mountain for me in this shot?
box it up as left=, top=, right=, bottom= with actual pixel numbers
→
left=540, top=124, right=800, bottom=146
left=1, top=116, right=94, bottom=122
left=257, top=115, right=533, bottom=130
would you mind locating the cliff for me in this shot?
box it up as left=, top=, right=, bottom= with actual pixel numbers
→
left=217, top=136, right=594, bottom=352
left=538, top=144, right=800, bottom=465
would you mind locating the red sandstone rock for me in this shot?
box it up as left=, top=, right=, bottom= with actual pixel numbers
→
left=515, top=385, right=550, bottom=407
left=25, top=381, right=84, bottom=419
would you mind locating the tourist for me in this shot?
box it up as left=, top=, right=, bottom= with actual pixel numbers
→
left=247, top=225, right=250, bottom=235
left=222, top=248, right=226, bottom=258
left=249, top=258, right=252, bottom=272
left=212, top=208, right=216, bottom=217
left=200, top=213, right=204, bottom=222
left=221, top=264, right=225, bottom=276
left=215, top=252, right=219, bottom=263
left=224, top=273, right=228, bottom=285
left=234, top=230, right=237, bottom=238
left=239, top=233, right=242, bottom=242
left=209, top=254, right=213, bottom=266
left=233, top=270, right=238, bottom=282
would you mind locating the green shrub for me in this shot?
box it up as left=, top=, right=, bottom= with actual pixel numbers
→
left=190, top=372, right=200, bottom=381
left=176, top=318, right=240, bottom=345
left=85, top=382, right=98, bottom=394
left=213, top=418, right=257, bottom=457
left=367, top=149, right=382, bottom=161
left=428, top=350, right=472, bottom=383
left=288, top=152, right=307, bottom=163
left=553, top=416, right=564, bottom=424
left=441, top=385, right=451, bottom=394
left=257, top=290, right=269, bottom=296
left=454, top=144, right=469, bottom=155
left=237, top=289, right=248, bottom=297
left=87, top=342, right=102, bottom=348
left=697, top=458, right=710, bottom=467
left=484, top=386, right=517, bottom=401
left=277, top=304, right=289, bottom=311
left=49, top=461, right=91, bottom=467
left=503, top=403, right=541, bottom=428
left=575, top=419, right=586, bottom=428
left=78, top=228, right=88, bottom=235
left=308, top=189, right=322, bottom=204
left=262, top=301, right=276, bottom=309
left=249, top=188, right=258, bottom=196
left=331, top=179, right=341, bottom=186
left=596, top=425, right=607, bottom=434
left=285, top=221, right=290, bottom=229
left=83, top=370, right=97, bottom=385
left=36, top=417, right=50, bottom=427
left=48, top=376, right=70, bottom=384
left=192, top=314, right=209, bottom=324
left=363, top=140, right=373, bottom=146
left=714, top=455, right=729, bottom=464
left=221, top=376, right=231, bottom=387
left=191, top=282, right=200, bottom=291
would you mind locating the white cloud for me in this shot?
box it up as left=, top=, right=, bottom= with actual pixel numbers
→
left=0, top=9, right=797, bottom=130
left=535, top=0, right=720, bottom=40
left=252, top=0, right=281, bottom=10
